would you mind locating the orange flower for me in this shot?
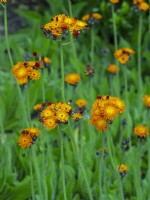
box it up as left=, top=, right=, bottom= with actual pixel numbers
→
left=109, top=0, right=119, bottom=4
left=107, top=64, right=119, bottom=74
left=134, top=125, right=149, bottom=137
left=18, top=134, right=32, bottom=148
left=114, top=48, right=135, bottom=64
left=65, top=73, right=81, bottom=85
left=143, top=95, right=150, bottom=108
left=76, top=99, right=87, bottom=108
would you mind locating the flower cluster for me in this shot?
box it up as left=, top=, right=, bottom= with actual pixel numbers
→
left=82, top=13, right=102, bottom=25
left=90, top=96, right=125, bottom=132
left=18, top=128, right=41, bottom=148
left=143, top=95, right=150, bottom=108
left=109, top=0, right=119, bottom=4
left=40, top=13, right=88, bottom=40
left=134, top=125, right=149, bottom=139
left=84, top=64, right=95, bottom=77
left=65, top=73, right=81, bottom=87
left=107, top=64, right=119, bottom=75
left=114, top=48, right=135, bottom=64
left=38, top=101, right=83, bottom=129
left=12, top=54, right=51, bottom=85
left=133, top=0, right=149, bottom=11
left=118, top=164, right=128, bottom=177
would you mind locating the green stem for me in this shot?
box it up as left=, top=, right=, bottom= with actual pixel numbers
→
left=32, top=147, right=44, bottom=200
left=112, top=5, right=120, bottom=97
left=107, top=129, right=124, bottom=200
left=41, top=70, right=46, bottom=102
left=60, top=42, right=65, bottom=101
left=123, top=65, right=128, bottom=107
left=67, top=0, right=79, bottom=73
left=59, top=128, right=67, bottom=200
left=135, top=144, right=142, bottom=200
left=138, top=14, right=143, bottom=91
left=30, top=150, right=35, bottom=200
left=99, top=133, right=105, bottom=200
left=68, top=121, right=93, bottom=200
left=91, top=27, right=94, bottom=65
left=4, top=5, right=14, bottom=67
left=112, top=5, right=118, bottom=51
left=0, top=2, right=5, bottom=8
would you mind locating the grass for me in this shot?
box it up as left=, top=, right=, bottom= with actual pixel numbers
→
left=0, top=0, right=150, bottom=200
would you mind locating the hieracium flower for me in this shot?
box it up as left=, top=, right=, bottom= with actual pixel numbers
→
left=84, top=64, right=95, bottom=77
left=134, top=125, right=149, bottom=138
left=109, top=0, right=119, bottom=4
left=39, top=101, right=83, bottom=129
left=114, top=48, right=135, bottom=64
left=82, top=13, right=102, bottom=25
left=12, top=53, right=51, bottom=85
left=76, top=99, right=87, bottom=109
left=65, top=73, right=81, bottom=87
left=90, top=95, right=125, bottom=132
left=18, top=128, right=41, bottom=148
left=107, top=64, right=119, bottom=75
left=143, top=95, right=150, bottom=108
left=133, top=0, right=149, bottom=11
left=40, top=13, right=88, bottom=40
left=118, top=164, right=128, bottom=177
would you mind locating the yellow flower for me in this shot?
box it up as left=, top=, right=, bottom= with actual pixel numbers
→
left=24, top=128, right=41, bottom=137
left=133, top=0, right=144, bottom=3
left=114, top=48, right=135, bottom=64
left=109, top=0, right=119, bottom=4
left=33, top=104, right=43, bottom=111
left=56, top=110, right=69, bottom=122
left=18, top=134, right=32, bottom=148
left=43, top=117, right=57, bottom=129
left=139, top=2, right=149, bottom=11
left=107, top=64, right=119, bottom=74
left=12, top=63, right=28, bottom=79
left=0, top=0, right=8, bottom=2
left=110, top=97, right=126, bottom=113
left=118, top=164, right=128, bottom=173
left=102, top=104, right=119, bottom=120
left=143, top=95, right=150, bottom=108
left=72, top=112, right=82, bottom=120
left=76, top=99, right=87, bottom=108
left=92, top=13, right=102, bottom=20
left=28, top=69, right=40, bottom=80
left=94, top=117, right=107, bottom=132
left=41, top=107, right=55, bottom=119
left=55, top=102, right=72, bottom=113
left=134, top=125, right=149, bottom=137
left=82, top=14, right=90, bottom=21
left=41, top=14, right=88, bottom=39
left=65, top=73, right=81, bottom=85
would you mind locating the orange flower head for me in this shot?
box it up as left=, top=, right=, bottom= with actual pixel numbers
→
left=134, top=125, right=149, bottom=137
left=118, top=164, right=128, bottom=173
left=72, top=112, right=83, bottom=120
left=139, top=2, right=149, bottom=11
left=43, top=117, right=57, bottom=129
left=109, top=0, right=119, bottom=4
left=76, top=99, right=87, bottom=108
left=143, top=95, right=150, bottom=108
left=107, top=64, right=119, bottom=74
left=65, top=73, right=81, bottom=85
left=56, top=110, right=69, bottom=122
left=18, top=134, right=32, bottom=148
left=33, top=104, right=43, bottom=111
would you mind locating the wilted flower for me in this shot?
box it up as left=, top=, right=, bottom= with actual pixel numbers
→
left=84, top=64, right=95, bottom=77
